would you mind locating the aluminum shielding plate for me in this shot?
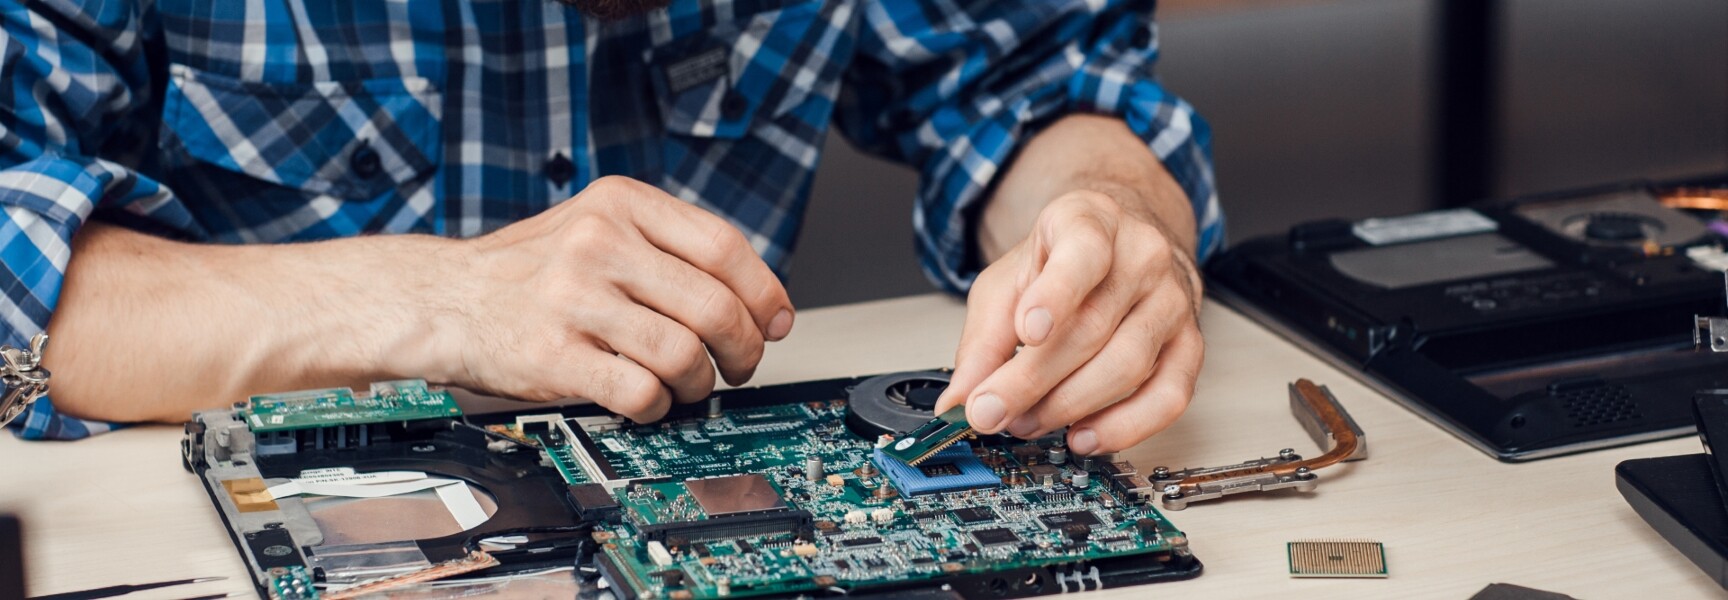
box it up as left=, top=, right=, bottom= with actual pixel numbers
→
left=686, top=474, right=787, bottom=517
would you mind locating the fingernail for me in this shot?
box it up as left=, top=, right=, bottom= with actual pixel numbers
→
left=1070, top=428, right=1099, bottom=455
left=1024, top=307, right=1052, bottom=343
left=1007, top=414, right=1040, bottom=438
left=970, top=394, right=1006, bottom=432
left=767, top=309, right=794, bottom=341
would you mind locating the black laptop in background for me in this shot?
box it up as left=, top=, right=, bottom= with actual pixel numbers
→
left=1207, top=176, right=1728, bottom=461
left=1, top=514, right=22, bottom=600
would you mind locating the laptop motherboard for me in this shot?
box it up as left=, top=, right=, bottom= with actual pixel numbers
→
left=183, top=371, right=1201, bottom=599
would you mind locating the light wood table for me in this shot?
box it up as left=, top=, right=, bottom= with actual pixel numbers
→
left=0, top=294, right=1717, bottom=598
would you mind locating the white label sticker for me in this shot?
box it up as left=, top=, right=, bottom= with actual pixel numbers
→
left=1352, top=209, right=1497, bottom=246
left=602, top=438, right=628, bottom=453
left=295, top=470, right=425, bottom=486
left=298, top=467, right=356, bottom=479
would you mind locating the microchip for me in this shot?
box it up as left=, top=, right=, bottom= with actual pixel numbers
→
left=1027, top=463, right=1061, bottom=486
left=1037, top=511, right=1102, bottom=529
left=841, top=536, right=884, bottom=547
left=655, top=569, right=686, bottom=587
left=952, top=507, right=996, bottom=524
left=970, top=528, right=1019, bottom=546
left=685, top=474, right=787, bottom=517
left=1060, top=524, right=1089, bottom=541
left=1287, top=540, right=1388, bottom=578
left=1037, top=489, right=1073, bottom=503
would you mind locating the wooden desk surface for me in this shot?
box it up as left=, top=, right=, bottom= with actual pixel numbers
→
left=0, top=294, right=1716, bottom=599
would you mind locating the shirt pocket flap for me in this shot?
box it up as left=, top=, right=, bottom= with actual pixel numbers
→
left=646, top=0, right=834, bottom=139
left=161, top=64, right=442, bottom=200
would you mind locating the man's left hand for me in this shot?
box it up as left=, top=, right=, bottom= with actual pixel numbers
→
left=934, top=190, right=1204, bottom=456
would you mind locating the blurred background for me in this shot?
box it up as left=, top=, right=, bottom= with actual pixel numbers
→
left=785, top=0, right=1727, bottom=308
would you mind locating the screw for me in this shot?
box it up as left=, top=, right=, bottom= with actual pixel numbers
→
left=1278, top=448, right=1296, bottom=460
left=1152, top=466, right=1170, bottom=479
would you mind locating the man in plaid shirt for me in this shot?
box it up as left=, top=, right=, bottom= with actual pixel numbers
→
left=1, top=0, right=1222, bottom=457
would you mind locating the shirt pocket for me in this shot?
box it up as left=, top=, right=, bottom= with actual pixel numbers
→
left=160, top=63, right=442, bottom=200
left=644, top=0, right=844, bottom=140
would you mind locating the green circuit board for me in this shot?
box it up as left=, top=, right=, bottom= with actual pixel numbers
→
left=523, top=399, right=1187, bottom=600
left=243, top=380, right=461, bottom=433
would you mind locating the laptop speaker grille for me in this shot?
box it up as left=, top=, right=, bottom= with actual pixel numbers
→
left=1557, top=384, right=1641, bottom=428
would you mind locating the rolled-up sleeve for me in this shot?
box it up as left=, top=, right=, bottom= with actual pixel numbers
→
left=834, top=0, right=1223, bottom=294
left=2, top=0, right=189, bottom=439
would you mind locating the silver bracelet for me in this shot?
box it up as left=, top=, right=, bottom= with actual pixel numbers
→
left=0, top=333, right=50, bottom=428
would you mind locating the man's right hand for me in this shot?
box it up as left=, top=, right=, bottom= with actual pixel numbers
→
left=45, top=176, right=791, bottom=424
left=424, top=176, right=795, bottom=422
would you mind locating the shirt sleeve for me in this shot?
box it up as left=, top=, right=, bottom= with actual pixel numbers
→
left=1, top=0, right=182, bottom=440
left=834, top=0, right=1224, bottom=294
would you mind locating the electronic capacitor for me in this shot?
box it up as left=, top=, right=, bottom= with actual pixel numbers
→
left=806, top=456, right=824, bottom=482
left=1072, top=471, right=1090, bottom=488
left=1047, top=444, right=1069, bottom=465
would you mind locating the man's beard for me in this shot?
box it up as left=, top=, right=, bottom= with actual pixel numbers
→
left=554, top=0, right=672, bottom=20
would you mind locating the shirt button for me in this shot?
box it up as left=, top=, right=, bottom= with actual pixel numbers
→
left=545, top=152, right=575, bottom=186
left=721, top=90, right=749, bottom=120
left=1131, top=27, right=1152, bottom=48
left=350, top=144, right=382, bottom=179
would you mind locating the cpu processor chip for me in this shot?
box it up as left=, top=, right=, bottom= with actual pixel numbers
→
left=686, top=474, right=787, bottom=517
left=1287, top=540, right=1387, bottom=578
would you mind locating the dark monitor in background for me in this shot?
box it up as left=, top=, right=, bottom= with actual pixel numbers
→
left=0, top=514, right=21, bottom=600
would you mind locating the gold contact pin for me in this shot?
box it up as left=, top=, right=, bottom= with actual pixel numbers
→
left=906, top=438, right=961, bottom=465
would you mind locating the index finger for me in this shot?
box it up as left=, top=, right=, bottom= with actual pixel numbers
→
left=935, top=266, right=1020, bottom=417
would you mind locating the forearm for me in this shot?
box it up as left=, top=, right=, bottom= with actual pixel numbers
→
left=979, top=114, right=1198, bottom=262
left=44, top=223, right=468, bottom=422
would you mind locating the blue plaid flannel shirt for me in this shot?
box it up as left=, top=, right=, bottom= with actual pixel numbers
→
left=1, top=0, right=1220, bottom=440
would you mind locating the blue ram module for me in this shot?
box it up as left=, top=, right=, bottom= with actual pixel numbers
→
left=873, top=442, right=1000, bottom=496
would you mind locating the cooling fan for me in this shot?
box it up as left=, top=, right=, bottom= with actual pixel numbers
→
left=844, top=370, right=951, bottom=438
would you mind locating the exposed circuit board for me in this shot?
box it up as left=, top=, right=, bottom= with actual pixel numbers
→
left=513, top=392, right=1192, bottom=599
left=243, top=380, right=461, bottom=433
left=185, top=372, right=1199, bottom=599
